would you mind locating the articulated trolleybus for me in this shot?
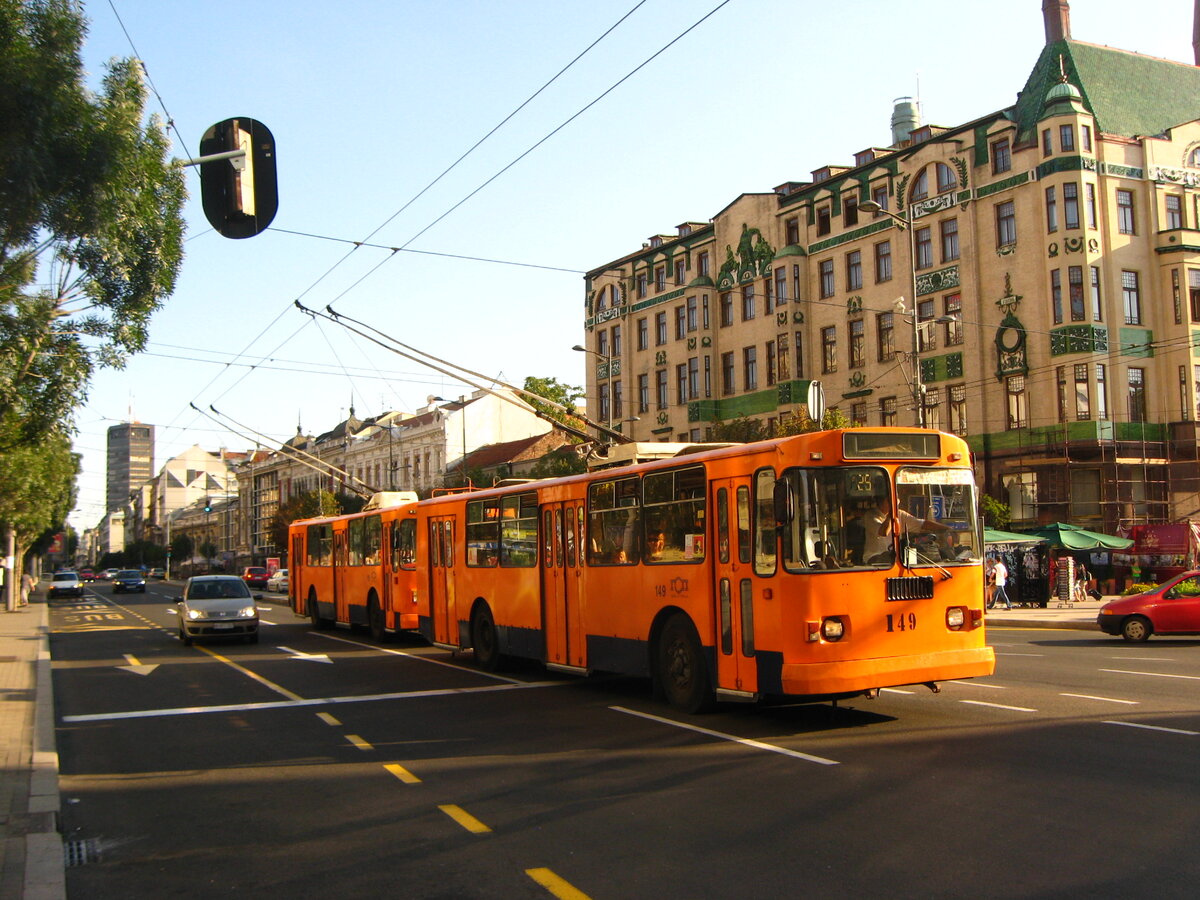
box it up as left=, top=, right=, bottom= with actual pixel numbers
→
left=289, top=492, right=420, bottom=641
left=417, top=427, right=995, bottom=712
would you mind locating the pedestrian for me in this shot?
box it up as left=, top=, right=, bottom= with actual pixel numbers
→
left=992, top=557, right=1012, bottom=610
left=1075, top=560, right=1090, bottom=604
left=20, top=570, right=35, bottom=607
left=984, top=557, right=997, bottom=608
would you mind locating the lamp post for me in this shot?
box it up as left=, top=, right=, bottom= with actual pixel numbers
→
left=859, top=199, right=958, bottom=428
left=572, top=344, right=615, bottom=435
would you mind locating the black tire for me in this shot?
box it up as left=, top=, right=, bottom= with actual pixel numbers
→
left=308, top=590, right=332, bottom=630
left=179, top=625, right=192, bottom=647
left=471, top=604, right=502, bottom=672
left=657, top=613, right=713, bottom=713
left=247, top=631, right=259, bottom=645
left=367, top=592, right=388, bottom=643
left=1121, top=615, right=1152, bottom=643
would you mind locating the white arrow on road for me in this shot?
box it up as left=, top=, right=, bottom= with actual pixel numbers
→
left=277, top=646, right=333, bottom=664
left=118, top=653, right=159, bottom=676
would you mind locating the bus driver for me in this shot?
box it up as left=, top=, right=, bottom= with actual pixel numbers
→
left=863, top=495, right=950, bottom=563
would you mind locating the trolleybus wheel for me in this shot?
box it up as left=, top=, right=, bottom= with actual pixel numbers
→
left=309, top=590, right=333, bottom=631
left=367, top=592, right=388, bottom=643
left=1121, top=615, right=1152, bottom=643
left=471, top=604, right=502, bottom=671
left=657, top=614, right=713, bottom=713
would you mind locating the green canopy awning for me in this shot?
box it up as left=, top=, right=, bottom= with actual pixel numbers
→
left=985, top=529, right=1047, bottom=544
left=1022, top=523, right=1133, bottom=551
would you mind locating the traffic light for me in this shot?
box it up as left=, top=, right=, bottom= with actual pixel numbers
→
left=204, top=498, right=212, bottom=513
left=199, top=117, right=278, bottom=239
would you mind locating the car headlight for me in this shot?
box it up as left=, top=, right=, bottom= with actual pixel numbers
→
left=239, top=605, right=258, bottom=619
left=187, top=608, right=205, bottom=620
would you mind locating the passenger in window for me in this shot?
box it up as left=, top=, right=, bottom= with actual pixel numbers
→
left=645, top=530, right=666, bottom=561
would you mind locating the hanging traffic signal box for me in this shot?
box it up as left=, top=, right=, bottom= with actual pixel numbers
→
left=199, top=117, right=278, bottom=239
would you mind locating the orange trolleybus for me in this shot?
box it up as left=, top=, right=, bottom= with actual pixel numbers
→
left=290, top=492, right=420, bottom=641
left=416, top=428, right=994, bottom=711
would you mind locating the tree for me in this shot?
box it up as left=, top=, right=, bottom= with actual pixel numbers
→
left=0, top=0, right=186, bottom=451
left=171, top=534, right=194, bottom=565
left=269, top=490, right=341, bottom=551
left=526, top=445, right=586, bottom=479
left=0, top=430, right=77, bottom=583
left=979, top=494, right=1011, bottom=530
left=523, top=376, right=585, bottom=432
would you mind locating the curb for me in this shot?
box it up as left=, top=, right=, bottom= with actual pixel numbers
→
left=27, top=602, right=65, bottom=900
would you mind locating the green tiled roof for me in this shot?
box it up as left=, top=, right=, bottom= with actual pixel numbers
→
left=1012, top=40, right=1200, bottom=143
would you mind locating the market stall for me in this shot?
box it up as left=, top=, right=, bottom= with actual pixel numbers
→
left=984, top=528, right=1050, bottom=608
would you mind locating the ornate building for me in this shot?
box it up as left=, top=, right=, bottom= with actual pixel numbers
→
left=580, top=1, right=1200, bottom=533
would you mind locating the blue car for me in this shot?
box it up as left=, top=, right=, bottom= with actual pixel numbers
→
left=112, top=569, right=147, bottom=593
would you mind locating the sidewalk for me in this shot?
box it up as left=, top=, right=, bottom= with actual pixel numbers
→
left=0, top=597, right=65, bottom=900
left=985, top=595, right=1107, bottom=630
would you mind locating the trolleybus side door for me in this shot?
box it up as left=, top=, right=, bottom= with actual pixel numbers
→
left=541, top=502, right=584, bottom=668
left=290, top=530, right=304, bottom=615
left=711, top=478, right=758, bottom=695
left=333, top=527, right=348, bottom=625
left=428, top=516, right=457, bottom=646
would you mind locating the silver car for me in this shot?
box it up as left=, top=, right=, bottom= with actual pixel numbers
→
left=49, top=571, right=84, bottom=598
left=177, top=575, right=260, bottom=645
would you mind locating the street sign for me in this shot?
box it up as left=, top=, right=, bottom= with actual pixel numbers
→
left=198, top=117, right=278, bottom=238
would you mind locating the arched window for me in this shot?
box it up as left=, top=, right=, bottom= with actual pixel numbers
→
left=910, top=168, right=929, bottom=202
left=595, top=283, right=620, bottom=311
left=1189, top=148, right=1200, bottom=168
left=936, top=162, right=957, bottom=194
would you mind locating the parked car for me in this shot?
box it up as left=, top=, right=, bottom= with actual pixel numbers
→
left=241, top=566, right=269, bottom=589
left=1097, top=570, right=1200, bottom=641
left=176, top=575, right=260, bottom=645
left=48, top=571, right=84, bottom=598
left=148, top=567, right=166, bottom=579
left=266, top=568, right=288, bottom=593
left=79, top=568, right=96, bottom=582
left=112, top=569, right=147, bottom=594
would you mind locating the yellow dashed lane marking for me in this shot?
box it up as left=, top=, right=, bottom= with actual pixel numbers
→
left=525, top=868, right=593, bottom=900
left=316, top=712, right=340, bottom=726
left=439, top=804, right=491, bottom=834
left=384, top=763, right=421, bottom=784
left=345, top=734, right=373, bottom=751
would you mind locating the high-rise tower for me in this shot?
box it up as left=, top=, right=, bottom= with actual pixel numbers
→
left=106, top=422, right=155, bottom=512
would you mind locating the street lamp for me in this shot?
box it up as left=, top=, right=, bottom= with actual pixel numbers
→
left=859, top=199, right=958, bottom=428
left=573, top=343, right=616, bottom=433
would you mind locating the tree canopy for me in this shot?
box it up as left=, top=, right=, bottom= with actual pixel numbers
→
left=1, top=0, right=186, bottom=451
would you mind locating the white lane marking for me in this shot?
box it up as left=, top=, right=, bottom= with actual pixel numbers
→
left=117, top=653, right=159, bottom=677
left=165, top=608, right=178, bottom=615
left=995, top=652, right=1044, bottom=657
left=259, top=619, right=277, bottom=626
left=1061, top=693, right=1139, bottom=705
left=1109, top=657, right=1174, bottom=662
left=276, top=646, right=332, bottom=664
left=1101, top=668, right=1200, bottom=681
left=610, top=706, right=839, bottom=766
left=61, top=680, right=559, bottom=723
left=1104, top=720, right=1199, bottom=736
left=881, top=687, right=914, bottom=695
left=948, top=680, right=1007, bottom=689
left=311, top=630, right=527, bottom=684
left=958, top=700, right=1037, bottom=712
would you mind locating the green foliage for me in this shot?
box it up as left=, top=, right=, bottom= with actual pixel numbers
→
left=979, top=494, right=1011, bottom=529
left=526, top=446, right=587, bottom=479
left=269, top=490, right=342, bottom=551
left=709, top=407, right=851, bottom=442
left=171, top=533, right=194, bottom=563
left=523, top=375, right=586, bottom=433
left=1122, top=583, right=1155, bottom=596
left=198, top=540, right=218, bottom=562
left=0, top=0, right=186, bottom=451
left=708, top=415, right=767, bottom=443
left=0, top=431, right=78, bottom=553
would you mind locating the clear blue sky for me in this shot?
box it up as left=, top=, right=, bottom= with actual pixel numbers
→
left=69, top=0, right=1195, bottom=530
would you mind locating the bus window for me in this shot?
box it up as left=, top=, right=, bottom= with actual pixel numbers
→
left=779, top=467, right=892, bottom=572
left=588, top=476, right=640, bottom=565
left=896, top=467, right=981, bottom=565
left=306, top=523, right=332, bottom=566
left=736, top=486, right=751, bottom=564
left=362, top=515, right=381, bottom=566
left=428, top=521, right=440, bottom=568
left=348, top=518, right=364, bottom=566
left=739, top=578, right=755, bottom=656
left=753, top=468, right=777, bottom=576
left=393, top=518, right=416, bottom=569
left=500, top=492, right=537, bottom=567
left=466, top=498, right=500, bottom=567
left=442, top=520, right=454, bottom=567
left=717, top=488, right=730, bottom=564
left=642, top=465, right=706, bottom=563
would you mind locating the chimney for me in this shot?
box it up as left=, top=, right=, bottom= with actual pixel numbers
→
left=1042, top=0, right=1071, bottom=44
left=1194, top=0, right=1200, bottom=65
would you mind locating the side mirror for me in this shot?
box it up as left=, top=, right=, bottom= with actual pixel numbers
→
left=253, top=593, right=263, bottom=601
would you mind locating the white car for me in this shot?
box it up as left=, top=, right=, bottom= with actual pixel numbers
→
left=176, top=575, right=260, bottom=645
left=48, top=571, right=84, bottom=598
left=266, top=568, right=288, bottom=593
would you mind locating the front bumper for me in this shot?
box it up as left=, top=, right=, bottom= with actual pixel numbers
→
left=779, top=646, right=996, bottom=697
left=1097, top=613, right=1123, bottom=635
left=181, top=619, right=258, bottom=637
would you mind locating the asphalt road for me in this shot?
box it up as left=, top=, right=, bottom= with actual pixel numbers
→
left=49, top=583, right=1200, bottom=899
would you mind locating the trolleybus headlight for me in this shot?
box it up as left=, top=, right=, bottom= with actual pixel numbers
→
left=946, top=607, right=965, bottom=630
left=821, top=617, right=845, bottom=641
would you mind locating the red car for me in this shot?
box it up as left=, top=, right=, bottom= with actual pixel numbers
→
left=1098, top=570, right=1200, bottom=641
left=241, top=566, right=269, bottom=589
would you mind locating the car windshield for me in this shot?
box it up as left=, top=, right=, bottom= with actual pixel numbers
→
left=53, top=573, right=77, bottom=582
left=188, top=581, right=251, bottom=600
left=117, top=570, right=141, bottom=578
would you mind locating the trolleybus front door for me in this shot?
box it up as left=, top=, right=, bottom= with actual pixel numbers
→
left=541, top=502, right=584, bottom=668
left=711, top=479, right=758, bottom=696
left=428, top=516, right=457, bottom=646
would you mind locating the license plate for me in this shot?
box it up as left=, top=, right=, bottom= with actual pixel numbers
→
left=213, top=623, right=235, bottom=630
